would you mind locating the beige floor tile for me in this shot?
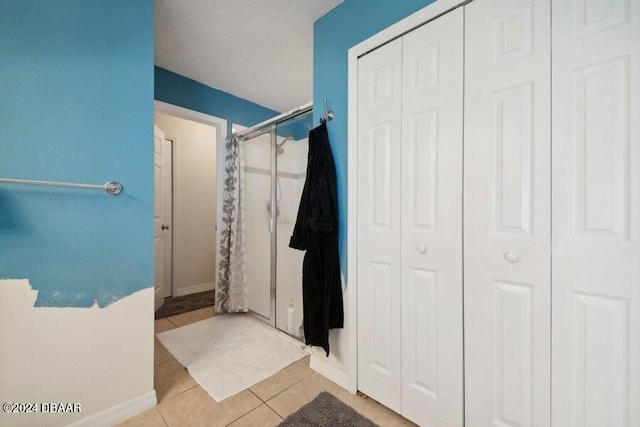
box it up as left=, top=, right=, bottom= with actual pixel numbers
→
left=157, top=386, right=216, bottom=427
left=214, top=389, right=263, bottom=424
left=158, top=386, right=261, bottom=427
left=155, top=337, right=175, bottom=366
left=360, top=398, right=417, bottom=426
left=227, top=403, right=282, bottom=427
left=250, top=356, right=313, bottom=401
left=155, top=318, right=176, bottom=334
left=155, top=359, right=197, bottom=403
left=266, top=372, right=367, bottom=418
left=167, top=306, right=216, bottom=328
left=152, top=308, right=413, bottom=427
left=115, top=407, right=168, bottom=427
left=328, top=386, right=372, bottom=413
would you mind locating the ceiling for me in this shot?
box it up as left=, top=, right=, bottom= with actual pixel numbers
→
left=155, top=0, right=344, bottom=113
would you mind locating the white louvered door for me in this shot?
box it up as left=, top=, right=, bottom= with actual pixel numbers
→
left=464, top=0, right=551, bottom=425
left=552, top=0, right=640, bottom=425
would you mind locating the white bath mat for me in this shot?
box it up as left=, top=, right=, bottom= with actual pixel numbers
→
left=156, top=313, right=309, bottom=401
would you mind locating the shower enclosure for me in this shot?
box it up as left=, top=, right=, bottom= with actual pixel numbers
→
left=236, top=104, right=312, bottom=341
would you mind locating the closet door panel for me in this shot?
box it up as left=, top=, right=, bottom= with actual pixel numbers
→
left=552, top=0, right=640, bottom=425
left=356, top=38, right=403, bottom=413
left=464, top=0, right=551, bottom=426
left=400, top=8, right=464, bottom=426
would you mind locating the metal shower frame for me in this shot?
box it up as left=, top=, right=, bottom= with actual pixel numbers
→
left=234, top=102, right=313, bottom=328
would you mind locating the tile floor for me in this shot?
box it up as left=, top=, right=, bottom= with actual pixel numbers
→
left=117, top=307, right=416, bottom=427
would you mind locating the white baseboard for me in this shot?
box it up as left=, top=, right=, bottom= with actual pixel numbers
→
left=310, top=355, right=350, bottom=391
left=66, top=390, right=157, bottom=427
left=174, top=282, right=215, bottom=297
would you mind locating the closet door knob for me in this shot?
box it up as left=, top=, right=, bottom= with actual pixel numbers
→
left=417, top=245, right=427, bottom=254
left=504, top=251, right=520, bottom=263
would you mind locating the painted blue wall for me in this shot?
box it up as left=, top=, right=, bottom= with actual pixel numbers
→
left=0, top=0, right=154, bottom=307
left=155, top=67, right=280, bottom=134
left=313, top=0, right=436, bottom=270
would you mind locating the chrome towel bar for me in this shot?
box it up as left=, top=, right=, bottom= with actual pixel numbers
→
left=0, top=178, right=122, bottom=196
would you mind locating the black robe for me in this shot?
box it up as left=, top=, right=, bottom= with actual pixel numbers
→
left=289, top=121, right=343, bottom=356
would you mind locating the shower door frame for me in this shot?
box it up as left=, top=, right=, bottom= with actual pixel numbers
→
left=235, top=103, right=313, bottom=329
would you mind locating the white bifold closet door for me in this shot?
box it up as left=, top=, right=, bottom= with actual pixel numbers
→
left=464, top=0, right=551, bottom=426
left=356, top=8, right=464, bottom=426
left=551, top=1, right=640, bottom=425
left=356, top=36, right=403, bottom=414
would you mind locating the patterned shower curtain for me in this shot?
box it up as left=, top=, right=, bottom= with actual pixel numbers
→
left=216, top=134, right=248, bottom=313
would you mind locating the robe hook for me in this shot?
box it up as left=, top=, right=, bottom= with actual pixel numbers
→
left=320, top=97, right=334, bottom=123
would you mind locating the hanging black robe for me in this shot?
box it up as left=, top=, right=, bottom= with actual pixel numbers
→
left=289, top=121, right=343, bottom=356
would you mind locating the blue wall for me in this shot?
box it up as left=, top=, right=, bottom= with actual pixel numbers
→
left=155, top=67, right=280, bottom=134
left=313, top=0, right=436, bottom=270
left=0, top=0, right=154, bottom=307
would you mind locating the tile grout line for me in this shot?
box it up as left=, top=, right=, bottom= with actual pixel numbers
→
left=157, top=407, right=171, bottom=427
left=248, top=388, right=267, bottom=404
left=223, top=390, right=281, bottom=426
left=262, top=370, right=316, bottom=419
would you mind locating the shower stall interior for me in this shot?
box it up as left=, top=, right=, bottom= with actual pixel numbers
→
left=236, top=104, right=313, bottom=341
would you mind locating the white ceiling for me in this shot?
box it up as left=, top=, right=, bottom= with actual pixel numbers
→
left=155, top=0, right=344, bottom=113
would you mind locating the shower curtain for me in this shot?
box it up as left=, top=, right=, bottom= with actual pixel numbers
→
left=216, top=134, right=249, bottom=313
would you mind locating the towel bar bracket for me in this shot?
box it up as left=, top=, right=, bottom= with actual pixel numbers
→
left=104, top=181, right=122, bottom=196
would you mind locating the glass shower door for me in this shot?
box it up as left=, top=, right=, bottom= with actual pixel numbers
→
left=240, top=130, right=273, bottom=321
left=235, top=108, right=312, bottom=340
left=274, top=111, right=312, bottom=340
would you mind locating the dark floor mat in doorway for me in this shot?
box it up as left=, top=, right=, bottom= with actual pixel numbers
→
left=155, top=290, right=215, bottom=319
left=279, top=392, right=378, bottom=427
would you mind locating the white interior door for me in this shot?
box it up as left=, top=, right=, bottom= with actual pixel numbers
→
left=356, top=37, right=403, bottom=413
left=154, top=125, right=167, bottom=311
left=400, top=8, right=464, bottom=426
left=464, top=0, right=551, bottom=425
left=162, top=137, right=173, bottom=298
left=552, top=1, right=640, bottom=425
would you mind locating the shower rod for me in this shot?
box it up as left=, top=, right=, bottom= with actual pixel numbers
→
left=234, top=102, right=313, bottom=140
left=0, top=178, right=123, bottom=196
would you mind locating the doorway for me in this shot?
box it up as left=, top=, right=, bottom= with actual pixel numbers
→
left=153, top=101, right=227, bottom=311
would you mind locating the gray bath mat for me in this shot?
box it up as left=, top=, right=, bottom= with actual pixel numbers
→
left=279, top=391, right=377, bottom=427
